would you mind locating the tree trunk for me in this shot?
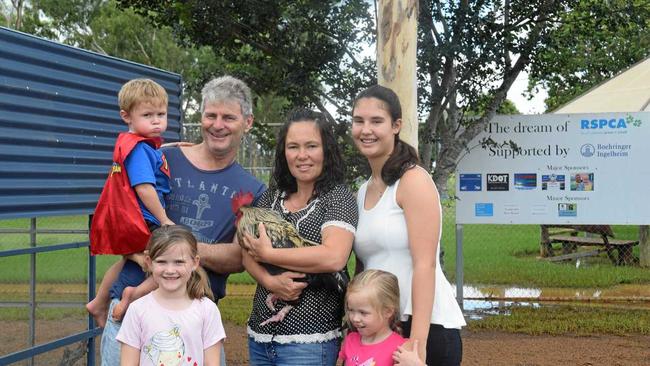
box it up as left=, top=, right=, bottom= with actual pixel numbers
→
left=13, top=0, right=25, bottom=30
left=377, top=0, right=418, bottom=149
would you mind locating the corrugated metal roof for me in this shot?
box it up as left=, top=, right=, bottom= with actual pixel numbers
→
left=554, top=56, right=650, bottom=113
left=0, top=27, right=182, bottom=219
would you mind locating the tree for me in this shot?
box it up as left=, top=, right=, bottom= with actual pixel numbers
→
left=416, top=0, right=571, bottom=192
left=117, top=0, right=376, bottom=122
left=527, top=0, right=650, bottom=111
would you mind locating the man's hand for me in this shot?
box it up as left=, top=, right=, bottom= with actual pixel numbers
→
left=161, top=141, right=195, bottom=148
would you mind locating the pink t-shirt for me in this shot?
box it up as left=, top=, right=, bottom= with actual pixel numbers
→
left=339, top=331, right=407, bottom=366
left=117, top=293, right=225, bottom=366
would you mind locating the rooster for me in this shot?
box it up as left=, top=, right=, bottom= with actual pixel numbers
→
left=232, top=191, right=349, bottom=325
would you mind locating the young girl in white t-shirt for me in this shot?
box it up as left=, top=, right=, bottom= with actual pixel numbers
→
left=117, top=225, right=225, bottom=366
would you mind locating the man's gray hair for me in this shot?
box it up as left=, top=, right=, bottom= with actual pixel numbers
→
left=200, top=75, right=253, bottom=116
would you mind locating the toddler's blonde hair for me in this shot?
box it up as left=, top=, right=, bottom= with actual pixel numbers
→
left=344, top=269, right=401, bottom=334
left=118, top=78, right=168, bottom=113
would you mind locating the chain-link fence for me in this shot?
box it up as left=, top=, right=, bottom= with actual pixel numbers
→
left=1, top=201, right=648, bottom=364
left=438, top=203, right=650, bottom=319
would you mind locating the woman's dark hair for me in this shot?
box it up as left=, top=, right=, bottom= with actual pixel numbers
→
left=353, top=85, right=420, bottom=186
left=271, top=108, right=345, bottom=196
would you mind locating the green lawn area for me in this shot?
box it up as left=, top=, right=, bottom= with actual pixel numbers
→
left=2, top=214, right=649, bottom=336
left=1, top=213, right=648, bottom=288
left=467, top=304, right=650, bottom=335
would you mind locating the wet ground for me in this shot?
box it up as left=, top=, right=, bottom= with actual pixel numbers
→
left=2, top=283, right=650, bottom=365
left=2, top=318, right=649, bottom=365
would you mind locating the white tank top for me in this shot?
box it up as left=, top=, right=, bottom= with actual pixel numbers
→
left=354, top=174, right=466, bottom=329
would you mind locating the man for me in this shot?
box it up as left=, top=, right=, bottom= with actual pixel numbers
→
left=164, top=76, right=266, bottom=300
left=101, top=75, right=266, bottom=366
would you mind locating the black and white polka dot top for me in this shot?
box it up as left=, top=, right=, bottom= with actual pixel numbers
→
left=246, top=184, right=358, bottom=344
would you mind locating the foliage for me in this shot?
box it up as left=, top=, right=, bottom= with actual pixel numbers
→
left=117, top=0, right=376, bottom=176
left=416, top=1, right=649, bottom=192
left=118, top=0, right=375, bottom=116
left=527, top=0, right=650, bottom=111
left=5, top=0, right=648, bottom=189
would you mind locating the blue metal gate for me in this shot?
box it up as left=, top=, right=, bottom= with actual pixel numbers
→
left=0, top=26, right=182, bottom=365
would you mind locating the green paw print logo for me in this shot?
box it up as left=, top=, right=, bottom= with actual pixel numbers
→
left=626, top=114, right=642, bottom=127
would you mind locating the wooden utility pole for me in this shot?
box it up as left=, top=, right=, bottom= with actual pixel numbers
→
left=377, top=0, right=419, bottom=150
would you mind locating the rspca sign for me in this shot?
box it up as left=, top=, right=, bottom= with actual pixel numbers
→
left=455, top=112, right=650, bottom=224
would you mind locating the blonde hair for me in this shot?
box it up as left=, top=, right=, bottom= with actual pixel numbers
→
left=118, top=78, right=168, bottom=113
left=344, top=269, right=402, bottom=334
left=146, top=225, right=214, bottom=301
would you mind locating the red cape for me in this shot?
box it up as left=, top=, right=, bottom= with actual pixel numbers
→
left=90, top=133, right=169, bottom=255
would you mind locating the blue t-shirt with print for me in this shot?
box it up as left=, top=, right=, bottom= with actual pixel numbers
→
left=110, top=147, right=265, bottom=301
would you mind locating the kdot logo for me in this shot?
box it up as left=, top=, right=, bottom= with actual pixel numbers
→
left=487, top=173, right=509, bottom=191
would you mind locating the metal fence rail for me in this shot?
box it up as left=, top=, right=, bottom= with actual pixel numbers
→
left=0, top=218, right=98, bottom=366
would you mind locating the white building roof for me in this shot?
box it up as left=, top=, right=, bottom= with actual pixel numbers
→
left=553, top=56, right=650, bottom=113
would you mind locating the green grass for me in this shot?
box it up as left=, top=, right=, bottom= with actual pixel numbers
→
left=0, top=216, right=119, bottom=283
left=468, top=304, right=650, bottom=335
left=218, top=296, right=254, bottom=326
left=1, top=214, right=649, bottom=289
left=438, top=209, right=650, bottom=288
left=1, top=213, right=647, bottom=337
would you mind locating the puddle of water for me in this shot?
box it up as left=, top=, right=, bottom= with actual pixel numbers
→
left=460, top=284, right=650, bottom=301
left=456, top=284, right=650, bottom=319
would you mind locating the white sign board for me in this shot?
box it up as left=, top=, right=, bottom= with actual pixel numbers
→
left=455, top=112, right=650, bottom=224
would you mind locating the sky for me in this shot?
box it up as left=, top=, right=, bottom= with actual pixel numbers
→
left=507, top=71, right=549, bottom=115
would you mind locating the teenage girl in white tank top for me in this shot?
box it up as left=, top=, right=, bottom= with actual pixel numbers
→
left=351, top=85, right=465, bottom=366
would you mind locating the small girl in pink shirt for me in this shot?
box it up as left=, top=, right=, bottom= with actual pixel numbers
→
left=339, top=269, right=407, bottom=366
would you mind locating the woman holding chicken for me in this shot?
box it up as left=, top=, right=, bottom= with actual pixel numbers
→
left=242, top=108, right=358, bottom=365
left=351, top=85, right=465, bottom=366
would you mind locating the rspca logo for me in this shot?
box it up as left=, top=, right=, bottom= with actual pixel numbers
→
left=580, top=118, right=628, bottom=129
left=580, top=115, right=642, bottom=131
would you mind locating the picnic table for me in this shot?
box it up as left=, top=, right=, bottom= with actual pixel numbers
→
left=540, top=225, right=638, bottom=265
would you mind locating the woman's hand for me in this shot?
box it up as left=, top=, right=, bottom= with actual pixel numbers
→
left=242, top=223, right=274, bottom=262
left=393, top=340, right=426, bottom=366
left=268, top=271, right=308, bottom=302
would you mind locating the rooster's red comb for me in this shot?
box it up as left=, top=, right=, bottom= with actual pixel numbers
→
left=231, top=191, right=255, bottom=213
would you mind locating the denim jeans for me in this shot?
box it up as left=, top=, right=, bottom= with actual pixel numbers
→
left=100, top=299, right=121, bottom=366
left=100, top=298, right=227, bottom=365
left=248, top=337, right=339, bottom=366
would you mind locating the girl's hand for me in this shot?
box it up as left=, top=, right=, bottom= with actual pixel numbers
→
left=161, top=141, right=195, bottom=148
left=242, top=223, right=274, bottom=262
left=393, top=340, right=426, bottom=366
left=268, top=271, right=308, bottom=301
